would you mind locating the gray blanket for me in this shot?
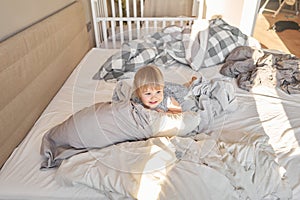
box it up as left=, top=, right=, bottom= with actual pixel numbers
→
left=220, top=46, right=300, bottom=94
left=112, top=78, right=238, bottom=133
left=40, top=100, right=200, bottom=169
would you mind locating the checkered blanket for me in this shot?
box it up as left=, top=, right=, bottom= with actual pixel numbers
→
left=188, top=18, right=248, bottom=71
left=93, top=26, right=190, bottom=81
left=93, top=19, right=249, bottom=81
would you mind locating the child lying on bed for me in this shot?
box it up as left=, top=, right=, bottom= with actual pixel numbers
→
left=40, top=67, right=200, bottom=169
left=132, top=65, right=198, bottom=113
left=112, top=65, right=198, bottom=113
left=112, top=64, right=239, bottom=135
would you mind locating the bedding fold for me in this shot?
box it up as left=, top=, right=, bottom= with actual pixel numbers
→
left=40, top=100, right=151, bottom=169
left=220, top=46, right=300, bottom=94
left=40, top=100, right=201, bottom=169
left=93, top=18, right=250, bottom=81
left=55, top=132, right=292, bottom=199
left=112, top=77, right=238, bottom=135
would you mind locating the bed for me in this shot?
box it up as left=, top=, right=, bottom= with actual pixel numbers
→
left=1, top=0, right=300, bottom=199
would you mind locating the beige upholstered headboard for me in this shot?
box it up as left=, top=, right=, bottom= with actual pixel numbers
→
left=0, top=1, right=91, bottom=168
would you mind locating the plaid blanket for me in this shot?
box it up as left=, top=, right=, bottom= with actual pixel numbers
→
left=93, top=19, right=249, bottom=81
left=93, top=26, right=190, bottom=81
left=188, top=18, right=248, bottom=71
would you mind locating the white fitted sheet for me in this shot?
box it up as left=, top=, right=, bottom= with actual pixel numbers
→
left=0, top=48, right=119, bottom=200
left=0, top=48, right=300, bottom=199
left=0, top=48, right=200, bottom=199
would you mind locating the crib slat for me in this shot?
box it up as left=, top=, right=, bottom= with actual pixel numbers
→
left=110, top=0, right=116, bottom=17
left=101, top=21, right=108, bottom=48
left=125, top=0, right=130, bottom=17
left=118, top=0, right=124, bottom=44
left=111, top=21, right=116, bottom=48
left=136, top=19, right=140, bottom=39
left=102, top=0, right=110, bottom=44
left=198, top=0, right=205, bottom=19
left=133, top=0, right=139, bottom=39
left=140, top=0, right=144, bottom=17
left=154, top=21, right=157, bottom=32
left=118, top=0, right=122, bottom=17
left=103, top=0, right=108, bottom=17
left=145, top=20, right=149, bottom=35
left=91, top=0, right=100, bottom=47
left=92, top=0, right=197, bottom=48
left=133, top=0, right=137, bottom=17
left=125, top=0, right=132, bottom=40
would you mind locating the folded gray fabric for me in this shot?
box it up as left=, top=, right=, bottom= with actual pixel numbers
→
left=221, top=46, right=300, bottom=94
left=40, top=100, right=200, bottom=169
left=191, top=77, right=238, bottom=117
left=112, top=78, right=238, bottom=135
left=40, top=101, right=150, bottom=169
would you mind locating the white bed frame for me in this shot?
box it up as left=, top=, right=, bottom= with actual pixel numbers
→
left=90, top=0, right=199, bottom=48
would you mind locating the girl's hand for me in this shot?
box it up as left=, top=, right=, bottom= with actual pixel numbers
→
left=183, top=76, right=198, bottom=88
left=167, top=97, right=182, bottom=114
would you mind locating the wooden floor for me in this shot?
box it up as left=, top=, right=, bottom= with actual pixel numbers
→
left=253, top=2, right=300, bottom=57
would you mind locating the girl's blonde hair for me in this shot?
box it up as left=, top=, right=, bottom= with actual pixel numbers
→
left=133, top=65, right=164, bottom=95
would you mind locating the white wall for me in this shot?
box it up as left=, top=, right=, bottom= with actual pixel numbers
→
left=240, top=0, right=261, bottom=35
left=202, top=0, right=261, bottom=35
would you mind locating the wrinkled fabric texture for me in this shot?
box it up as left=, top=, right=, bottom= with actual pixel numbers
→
left=40, top=100, right=201, bottom=169
left=55, top=132, right=292, bottom=200
left=93, top=26, right=191, bottom=81
left=112, top=78, right=238, bottom=134
left=131, top=82, right=192, bottom=112
left=112, top=81, right=195, bottom=112
left=187, top=18, right=249, bottom=70
left=40, top=101, right=152, bottom=169
left=93, top=19, right=250, bottom=81
left=220, top=46, right=300, bottom=94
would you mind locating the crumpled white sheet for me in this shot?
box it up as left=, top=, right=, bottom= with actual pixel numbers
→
left=55, top=131, right=292, bottom=200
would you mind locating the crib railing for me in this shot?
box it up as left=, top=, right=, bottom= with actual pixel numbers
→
left=91, top=0, right=196, bottom=48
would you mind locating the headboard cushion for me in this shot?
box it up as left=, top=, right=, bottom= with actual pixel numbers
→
left=0, top=1, right=90, bottom=168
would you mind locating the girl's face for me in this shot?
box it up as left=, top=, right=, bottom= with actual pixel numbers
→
left=137, top=85, right=164, bottom=109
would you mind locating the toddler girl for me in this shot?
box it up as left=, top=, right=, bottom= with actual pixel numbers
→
left=132, top=65, right=196, bottom=114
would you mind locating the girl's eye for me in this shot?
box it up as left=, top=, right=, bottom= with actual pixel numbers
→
left=157, top=91, right=161, bottom=94
left=145, top=92, right=151, bottom=95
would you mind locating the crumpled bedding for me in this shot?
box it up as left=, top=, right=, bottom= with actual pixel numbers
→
left=93, top=26, right=191, bottom=81
left=55, top=131, right=292, bottom=200
left=40, top=73, right=238, bottom=170
left=40, top=100, right=200, bottom=169
left=220, top=46, right=300, bottom=94
left=112, top=76, right=238, bottom=133
left=93, top=19, right=250, bottom=81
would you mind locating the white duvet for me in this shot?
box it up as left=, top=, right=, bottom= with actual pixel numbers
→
left=56, top=131, right=291, bottom=199
left=54, top=53, right=294, bottom=199
left=1, top=48, right=300, bottom=200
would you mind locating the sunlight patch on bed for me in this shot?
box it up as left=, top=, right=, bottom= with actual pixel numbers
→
left=252, top=86, right=297, bottom=152
left=137, top=138, right=176, bottom=200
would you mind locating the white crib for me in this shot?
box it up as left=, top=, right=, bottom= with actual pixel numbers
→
left=90, top=0, right=199, bottom=48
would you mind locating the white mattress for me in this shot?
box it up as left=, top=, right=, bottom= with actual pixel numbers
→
left=0, top=48, right=300, bottom=199
left=0, top=48, right=119, bottom=199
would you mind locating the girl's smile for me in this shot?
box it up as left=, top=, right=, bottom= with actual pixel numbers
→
left=138, top=86, right=164, bottom=109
